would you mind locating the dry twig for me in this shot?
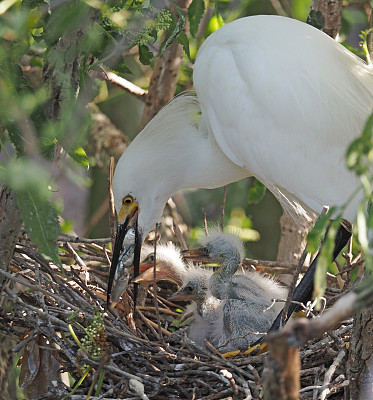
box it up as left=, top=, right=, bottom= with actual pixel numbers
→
left=0, top=231, right=361, bottom=399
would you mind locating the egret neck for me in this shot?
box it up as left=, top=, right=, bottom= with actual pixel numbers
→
left=113, top=93, right=250, bottom=241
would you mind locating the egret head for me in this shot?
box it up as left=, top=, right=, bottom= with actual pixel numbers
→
left=108, top=136, right=171, bottom=304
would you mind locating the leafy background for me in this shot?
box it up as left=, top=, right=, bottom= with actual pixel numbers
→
left=1, top=0, right=373, bottom=396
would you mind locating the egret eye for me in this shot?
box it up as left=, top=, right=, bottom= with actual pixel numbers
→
left=123, top=196, right=133, bottom=205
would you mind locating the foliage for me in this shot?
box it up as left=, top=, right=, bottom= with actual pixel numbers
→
left=248, top=179, right=266, bottom=205
left=2, top=0, right=373, bottom=397
left=0, top=0, right=372, bottom=317
left=188, top=0, right=205, bottom=37
left=0, top=0, right=196, bottom=262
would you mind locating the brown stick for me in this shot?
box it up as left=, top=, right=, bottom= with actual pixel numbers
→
left=100, top=68, right=148, bottom=101
left=109, top=157, right=116, bottom=252
left=311, top=0, right=343, bottom=38
left=152, top=223, right=164, bottom=345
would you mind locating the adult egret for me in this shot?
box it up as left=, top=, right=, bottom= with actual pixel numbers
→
left=109, top=15, right=371, bottom=304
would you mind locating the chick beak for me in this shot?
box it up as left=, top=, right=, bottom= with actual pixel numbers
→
left=168, top=290, right=191, bottom=302
left=132, top=262, right=182, bottom=286
left=182, top=247, right=210, bottom=263
left=107, top=208, right=142, bottom=306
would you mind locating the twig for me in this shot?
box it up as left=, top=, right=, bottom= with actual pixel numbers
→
left=242, top=257, right=300, bottom=271
left=57, top=234, right=111, bottom=244
left=100, top=67, right=148, bottom=101
left=203, top=211, right=209, bottom=235
left=221, top=185, right=227, bottom=231
left=137, top=306, right=180, bottom=316
left=0, top=269, right=79, bottom=311
left=268, top=0, right=288, bottom=16
left=65, top=242, right=87, bottom=268
left=152, top=223, right=164, bottom=345
left=172, top=219, right=188, bottom=250
left=319, top=350, right=346, bottom=400
left=109, top=156, right=116, bottom=252
left=135, top=308, right=161, bottom=340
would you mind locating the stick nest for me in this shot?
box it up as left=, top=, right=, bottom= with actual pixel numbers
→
left=1, top=233, right=357, bottom=400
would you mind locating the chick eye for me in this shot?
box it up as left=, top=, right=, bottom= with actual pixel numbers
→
left=123, top=196, right=133, bottom=205
left=184, top=286, right=193, bottom=294
left=146, top=254, right=155, bottom=263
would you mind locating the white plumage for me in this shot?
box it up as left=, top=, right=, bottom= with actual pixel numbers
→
left=184, top=229, right=286, bottom=352
left=139, top=231, right=286, bottom=352
left=113, top=15, right=373, bottom=243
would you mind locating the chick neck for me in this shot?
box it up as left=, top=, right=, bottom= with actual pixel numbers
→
left=209, top=252, right=241, bottom=300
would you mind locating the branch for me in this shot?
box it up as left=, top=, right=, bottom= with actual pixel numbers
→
left=269, top=278, right=373, bottom=349
left=97, top=68, right=148, bottom=101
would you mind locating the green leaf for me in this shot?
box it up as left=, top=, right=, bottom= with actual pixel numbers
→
left=313, top=224, right=336, bottom=306
left=148, top=27, right=158, bottom=43
left=346, top=113, right=373, bottom=176
left=306, top=10, right=323, bottom=30
left=177, top=32, right=191, bottom=61
left=17, top=191, right=61, bottom=264
left=159, top=4, right=186, bottom=57
left=188, top=0, right=205, bottom=37
left=7, top=126, right=25, bottom=155
left=0, top=158, right=60, bottom=264
left=247, top=179, right=266, bottom=205
left=44, top=1, right=92, bottom=46
left=138, top=44, right=154, bottom=66
left=306, top=212, right=331, bottom=254
left=112, top=61, right=133, bottom=75
left=69, top=146, right=89, bottom=169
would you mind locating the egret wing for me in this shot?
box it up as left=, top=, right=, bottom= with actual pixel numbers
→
left=194, top=16, right=373, bottom=220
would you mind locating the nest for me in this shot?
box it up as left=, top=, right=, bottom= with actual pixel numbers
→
left=0, top=233, right=359, bottom=399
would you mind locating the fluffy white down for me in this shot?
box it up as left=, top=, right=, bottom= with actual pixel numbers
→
left=198, top=227, right=245, bottom=262
left=183, top=230, right=287, bottom=350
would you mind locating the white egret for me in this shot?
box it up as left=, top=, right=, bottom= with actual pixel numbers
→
left=109, top=15, right=371, bottom=304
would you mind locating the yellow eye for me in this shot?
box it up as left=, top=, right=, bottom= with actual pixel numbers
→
left=123, top=196, right=133, bottom=205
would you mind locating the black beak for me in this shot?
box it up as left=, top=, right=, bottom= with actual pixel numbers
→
left=107, top=215, right=130, bottom=305
left=251, top=219, right=352, bottom=347
left=107, top=215, right=142, bottom=307
left=132, top=218, right=142, bottom=309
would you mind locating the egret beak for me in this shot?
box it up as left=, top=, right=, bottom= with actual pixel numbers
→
left=182, top=247, right=211, bottom=263
left=132, top=262, right=183, bottom=286
left=107, top=206, right=142, bottom=306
